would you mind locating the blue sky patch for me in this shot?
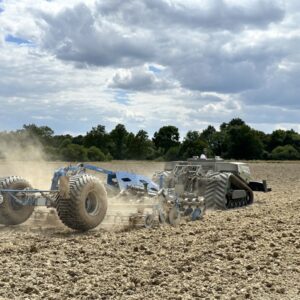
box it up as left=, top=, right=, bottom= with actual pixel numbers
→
left=114, top=90, right=130, bottom=104
left=0, top=7, right=3, bottom=13
left=5, top=34, right=31, bottom=45
left=149, top=65, right=162, bottom=74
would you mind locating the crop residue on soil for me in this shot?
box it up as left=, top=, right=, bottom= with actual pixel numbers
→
left=0, top=162, right=300, bottom=299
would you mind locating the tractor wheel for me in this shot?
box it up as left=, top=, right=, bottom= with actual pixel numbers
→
left=56, top=174, right=108, bottom=231
left=0, top=176, right=34, bottom=225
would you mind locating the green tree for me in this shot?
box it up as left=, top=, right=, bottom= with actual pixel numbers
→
left=268, top=129, right=286, bottom=152
left=127, top=130, right=154, bottom=160
left=22, top=124, right=54, bottom=144
left=220, top=118, right=246, bottom=131
left=60, top=144, right=88, bottom=161
left=225, top=124, right=264, bottom=159
left=51, top=134, right=73, bottom=148
left=59, top=138, right=72, bottom=149
left=164, top=146, right=181, bottom=161
left=284, top=130, right=300, bottom=151
left=210, top=131, right=227, bottom=157
left=110, top=124, right=128, bottom=159
left=255, top=130, right=270, bottom=150
left=87, top=146, right=106, bottom=161
left=200, top=125, right=216, bottom=155
left=180, top=131, right=207, bottom=159
left=271, top=145, right=300, bottom=160
left=84, top=125, right=111, bottom=154
left=72, top=135, right=84, bottom=146
left=200, top=125, right=216, bottom=143
left=153, top=126, right=180, bottom=154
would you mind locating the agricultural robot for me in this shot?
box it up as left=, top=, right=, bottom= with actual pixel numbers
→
left=153, top=157, right=271, bottom=214
left=0, top=159, right=270, bottom=231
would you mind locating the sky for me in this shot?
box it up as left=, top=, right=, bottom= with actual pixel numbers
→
left=0, top=0, right=300, bottom=137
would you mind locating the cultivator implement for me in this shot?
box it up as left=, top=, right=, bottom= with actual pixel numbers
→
left=0, top=164, right=166, bottom=231
left=0, top=159, right=270, bottom=232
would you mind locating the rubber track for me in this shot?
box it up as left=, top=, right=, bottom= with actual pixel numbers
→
left=56, top=174, right=107, bottom=231
left=204, top=172, right=230, bottom=209
left=229, top=174, right=254, bottom=208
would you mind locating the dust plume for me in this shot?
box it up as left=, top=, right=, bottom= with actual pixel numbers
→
left=0, top=132, right=47, bottom=161
left=0, top=132, right=55, bottom=189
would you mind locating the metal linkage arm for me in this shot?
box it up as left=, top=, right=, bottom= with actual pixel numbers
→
left=80, top=164, right=115, bottom=176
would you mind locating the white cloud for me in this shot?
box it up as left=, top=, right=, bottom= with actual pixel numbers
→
left=108, top=65, right=175, bottom=91
left=0, top=0, right=300, bottom=136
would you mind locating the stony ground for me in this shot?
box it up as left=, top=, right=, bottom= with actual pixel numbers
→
left=0, top=162, right=300, bottom=299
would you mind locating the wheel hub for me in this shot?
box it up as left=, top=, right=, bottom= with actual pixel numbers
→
left=85, top=193, right=99, bottom=216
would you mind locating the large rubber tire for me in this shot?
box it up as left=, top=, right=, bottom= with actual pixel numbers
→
left=0, top=176, right=34, bottom=225
left=56, top=174, right=108, bottom=231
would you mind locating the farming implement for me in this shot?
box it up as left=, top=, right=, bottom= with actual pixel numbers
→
left=0, top=164, right=165, bottom=231
left=153, top=157, right=271, bottom=214
left=0, top=159, right=270, bottom=231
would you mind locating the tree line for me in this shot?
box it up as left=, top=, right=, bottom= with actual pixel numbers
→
left=1, top=118, right=300, bottom=161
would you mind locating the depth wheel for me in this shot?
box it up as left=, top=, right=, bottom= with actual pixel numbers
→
left=56, top=174, right=108, bottom=231
left=0, top=176, right=34, bottom=225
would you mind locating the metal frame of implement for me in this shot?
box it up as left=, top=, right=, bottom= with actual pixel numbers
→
left=0, top=164, right=159, bottom=207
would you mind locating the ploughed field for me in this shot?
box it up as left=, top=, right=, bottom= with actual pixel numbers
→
left=0, top=161, right=299, bottom=300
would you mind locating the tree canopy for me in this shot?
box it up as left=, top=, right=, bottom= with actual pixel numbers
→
left=153, top=125, right=180, bottom=154
left=1, top=119, right=300, bottom=161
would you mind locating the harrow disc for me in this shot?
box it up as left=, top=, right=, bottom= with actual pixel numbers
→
left=158, top=210, right=167, bottom=224
left=184, top=206, right=193, bottom=216
left=168, top=207, right=181, bottom=226
left=191, top=207, right=204, bottom=221
left=144, top=214, right=155, bottom=228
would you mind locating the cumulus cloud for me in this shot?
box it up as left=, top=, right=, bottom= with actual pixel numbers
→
left=34, top=0, right=288, bottom=94
left=97, top=0, right=284, bottom=31
left=38, top=3, right=154, bottom=67
left=0, top=0, right=300, bottom=135
left=108, top=65, right=174, bottom=91
left=242, top=62, right=300, bottom=107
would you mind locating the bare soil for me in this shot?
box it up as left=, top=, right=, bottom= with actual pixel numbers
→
left=0, top=162, right=299, bottom=300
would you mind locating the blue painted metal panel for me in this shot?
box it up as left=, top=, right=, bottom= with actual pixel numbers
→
left=49, top=164, right=159, bottom=195
left=115, top=171, right=159, bottom=192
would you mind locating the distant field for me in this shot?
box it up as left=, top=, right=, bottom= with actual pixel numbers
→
left=0, top=159, right=299, bottom=189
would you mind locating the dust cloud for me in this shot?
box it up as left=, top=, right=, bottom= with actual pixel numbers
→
left=0, top=134, right=55, bottom=189
left=0, top=135, right=63, bottom=229
left=0, top=136, right=165, bottom=231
